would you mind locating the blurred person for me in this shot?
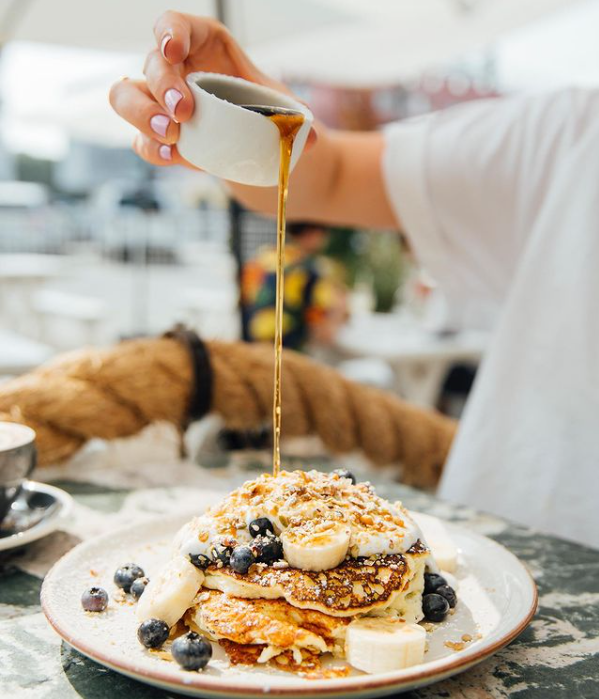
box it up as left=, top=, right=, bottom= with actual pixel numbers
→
left=219, top=220, right=348, bottom=456
left=110, top=13, right=599, bottom=547
left=241, top=221, right=348, bottom=351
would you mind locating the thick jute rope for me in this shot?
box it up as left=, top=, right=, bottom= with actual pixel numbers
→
left=0, top=337, right=457, bottom=489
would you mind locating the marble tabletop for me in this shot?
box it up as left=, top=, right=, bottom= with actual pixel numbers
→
left=0, top=426, right=597, bottom=699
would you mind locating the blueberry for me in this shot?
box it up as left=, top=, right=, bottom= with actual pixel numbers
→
left=130, top=577, right=149, bottom=600
left=114, top=563, right=145, bottom=593
left=81, top=587, right=108, bottom=612
left=189, top=553, right=212, bottom=570
left=251, top=535, right=284, bottom=565
left=137, top=618, right=169, bottom=648
left=333, top=468, right=356, bottom=485
left=248, top=517, right=275, bottom=538
left=424, top=572, right=447, bottom=595
left=171, top=631, right=212, bottom=671
left=422, top=593, right=450, bottom=622
left=230, top=546, right=255, bottom=574
left=210, top=542, right=234, bottom=568
left=436, top=584, right=457, bottom=608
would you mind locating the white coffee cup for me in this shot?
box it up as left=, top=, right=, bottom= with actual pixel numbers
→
left=0, top=422, right=36, bottom=524
left=177, top=72, right=313, bottom=187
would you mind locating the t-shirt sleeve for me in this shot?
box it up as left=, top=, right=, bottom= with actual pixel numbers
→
left=382, top=89, right=597, bottom=306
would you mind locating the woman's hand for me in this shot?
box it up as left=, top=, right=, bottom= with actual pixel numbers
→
left=109, top=11, right=395, bottom=229
left=109, top=12, right=287, bottom=168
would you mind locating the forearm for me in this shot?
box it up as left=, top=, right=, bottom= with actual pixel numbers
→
left=227, top=125, right=399, bottom=230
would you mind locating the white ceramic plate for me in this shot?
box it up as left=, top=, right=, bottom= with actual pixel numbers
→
left=41, top=514, right=537, bottom=699
left=0, top=481, right=73, bottom=552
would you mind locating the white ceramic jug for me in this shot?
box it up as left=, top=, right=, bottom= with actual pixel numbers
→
left=178, top=72, right=313, bottom=187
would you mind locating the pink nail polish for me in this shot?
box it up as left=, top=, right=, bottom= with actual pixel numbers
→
left=150, top=114, right=170, bottom=138
left=161, top=34, right=172, bottom=58
left=159, top=144, right=172, bottom=161
left=165, top=88, right=183, bottom=117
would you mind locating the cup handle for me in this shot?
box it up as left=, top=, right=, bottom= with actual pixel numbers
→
left=26, top=445, right=37, bottom=479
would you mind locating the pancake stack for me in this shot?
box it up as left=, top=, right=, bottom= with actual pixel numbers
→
left=138, top=470, right=435, bottom=675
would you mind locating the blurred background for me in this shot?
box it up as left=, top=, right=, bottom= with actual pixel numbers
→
left=1, top=0, right=597, bottom=417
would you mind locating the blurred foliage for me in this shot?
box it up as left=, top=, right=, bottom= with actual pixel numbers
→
left=323, top=227, right=362, bottom=287
left=365, top=231, right=407, bottom=312
left=324, top=228, right=407, bottom=313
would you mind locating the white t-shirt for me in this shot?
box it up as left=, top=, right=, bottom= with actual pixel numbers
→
left=383, top=89, right=599, bottom=549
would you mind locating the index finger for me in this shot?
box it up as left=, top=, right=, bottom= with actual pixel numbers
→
left=153, top=11, right=213, bottom=65
left=154, top=12, right=226, bottom=65
left=153, top=11, right=190, bottom=64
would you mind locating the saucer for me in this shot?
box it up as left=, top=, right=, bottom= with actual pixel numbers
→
left=0, top=481, right=73, bottom=552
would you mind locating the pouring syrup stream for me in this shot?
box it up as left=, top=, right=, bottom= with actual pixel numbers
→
left=241, top=105, right=305, bottom=477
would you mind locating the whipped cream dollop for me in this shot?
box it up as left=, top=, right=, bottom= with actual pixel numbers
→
left=174, top=470, right=426, bottom=564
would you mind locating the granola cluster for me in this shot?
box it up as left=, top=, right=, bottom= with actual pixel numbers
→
left=189, top=470, right=422, bottom=559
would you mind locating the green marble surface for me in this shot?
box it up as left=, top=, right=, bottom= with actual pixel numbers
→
left=0, top=452, right=597, bottom=699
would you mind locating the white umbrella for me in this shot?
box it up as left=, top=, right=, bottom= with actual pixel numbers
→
left=0, top=0, right=352, bottom=52
left=0, top=0, right=588, bottom=151
left=252, top=0, right=587, bottom=86
left=1, top=0, right=586, bottom=76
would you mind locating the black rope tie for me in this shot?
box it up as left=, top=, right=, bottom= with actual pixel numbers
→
left=163, top=325, right=213, bottom=426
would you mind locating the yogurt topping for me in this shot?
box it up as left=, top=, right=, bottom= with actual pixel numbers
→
left=174, top=470, right=425, bottom=562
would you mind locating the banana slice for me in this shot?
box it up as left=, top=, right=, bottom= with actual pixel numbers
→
left=346, top=619, right=426, bottom=674
left=136, top=555, right=204, bottom=627
left=281, top=525, right=350, bottom=572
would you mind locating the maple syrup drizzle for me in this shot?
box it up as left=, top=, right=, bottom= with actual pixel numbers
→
left=241, top=105, right=305, bottom=477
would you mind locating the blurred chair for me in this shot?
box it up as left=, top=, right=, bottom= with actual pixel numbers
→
left=176, top=287, right=240, bottom=341
left=336, top=357, right=396, bottom=391
left=32, top=289, right=108, bottom=349
left=174, top=236, right=240, bottom=340
left=0, top=329, right=54, bottom=379
left=0, top=254, right=65, bottom=335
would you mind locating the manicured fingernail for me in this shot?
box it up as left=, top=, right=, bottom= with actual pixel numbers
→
left=150, top=114, right=170, bottom=138
left=161, top=34, right=172, bottom=58
left=165, top=88, right=183, bottom=117
left=159, top=144, right=172, bottom=161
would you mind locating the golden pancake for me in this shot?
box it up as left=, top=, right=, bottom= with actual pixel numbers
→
left=185, top=590, right=348, bottom=663
left=216, top=640, right=351, bottom=678
left=203, top=544, right=427, bottom=618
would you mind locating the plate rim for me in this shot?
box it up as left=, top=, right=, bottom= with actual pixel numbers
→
left=41, top=513, right=538, bottom=697
left=0, top=480, right=73, bottom=552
